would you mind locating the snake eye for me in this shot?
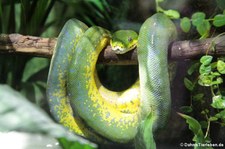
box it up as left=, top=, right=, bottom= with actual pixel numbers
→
left=128, top=37, right=133, bottom=42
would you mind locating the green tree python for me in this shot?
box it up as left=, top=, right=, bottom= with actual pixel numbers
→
left=47, top=13, right=177, bottom=148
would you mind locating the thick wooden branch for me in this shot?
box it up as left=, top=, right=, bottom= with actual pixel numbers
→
left=0, top=34, right=56, bottom=58
left=0, top=33, right=225, bottom=65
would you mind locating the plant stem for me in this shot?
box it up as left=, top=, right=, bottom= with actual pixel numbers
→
left=204, top=119, right=210, bottom=138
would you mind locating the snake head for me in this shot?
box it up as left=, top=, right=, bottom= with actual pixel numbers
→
left=110, top=30, right=138, bottom=54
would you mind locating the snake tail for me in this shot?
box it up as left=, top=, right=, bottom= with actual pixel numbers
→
left=136, top=13, right=177, bottom=149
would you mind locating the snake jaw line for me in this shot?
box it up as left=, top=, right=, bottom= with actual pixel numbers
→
left=111, top=45, right=127, bottom=54
left=111, top=42, right=137, bottom=54
left=110, top=30, right=138, bottom=54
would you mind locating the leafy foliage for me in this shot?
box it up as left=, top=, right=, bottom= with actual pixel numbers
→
left=0, top=85, right=97, bottom=149
left=181, top=41, right=225, bottom=146
left=180, top=17, right=191, bottom=33
left=178, top=113, right=211, bottom=147
left=213, top=14, right=225, bottom=27
left=176, top=1, right=225, bottom=147
left=156, top=0, right=180, bottom=19
left=180, top=11, right=225, bottom=38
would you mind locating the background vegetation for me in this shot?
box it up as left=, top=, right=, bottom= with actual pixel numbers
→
left=0, top=0, right=225, bottom=149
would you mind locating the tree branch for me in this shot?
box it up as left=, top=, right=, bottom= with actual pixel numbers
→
left=0, top=34, right=56, bottom=58
left=0, top=33, right=225, bottom=65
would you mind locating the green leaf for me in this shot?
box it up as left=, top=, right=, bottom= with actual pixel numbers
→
left=209, top=116, right=218, bottom=121
left=180, top=17, right=191, bottom=32
left=89, top=0, right=105, bottom=11
left=200, top=55, right=213, bottom=65
left=187, top=62, right=200, bottom=75
left=22, top=57, right=49, bottom=82
left=20, top=0, right=53, bottom=34
left=210, top=77, right=223, bottom=85
left=59, top=138, right=97, bottom=149
left=193, top=93, right=204, bottom=101
left=163, top=9, right=180, bottom=19
left=215, top=109, right=225, bottom=120
left=196, top=20, right=211, bottom=36
left=211, top=95, right=225, bottom=109
left=215, top=77, right=223, bottom=85
left=134, top=113, right=156, bottom=149
left=191, top=12, right=210, bottom=37
left=211, top=72, right=221, bottom=77
left=191, top=12, right=206, bottom=26
left=29, top=0, right=52, bottom=34
left=198, top=74, right=212, bottom=86
left=0, top=85, right=97, bottom=149
left=178, top=113, right=205, bottom=143
left=213, top=14, right=225, bottom=27
left=180, top=106, right=193, bottom=113
left=210, top=62, right=218, bottom=69
left=199, top=64, right=211, bottom=75
left=217, top=60, right=225, bottom=74
left=201, top=109, right=209, bottom=116
left=21, top=82, right=47, bottom=105
left=184, top=77, right=194, bottom=91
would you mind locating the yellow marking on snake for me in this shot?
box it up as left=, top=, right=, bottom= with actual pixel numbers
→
left=47, top=14, right=177, bottom=147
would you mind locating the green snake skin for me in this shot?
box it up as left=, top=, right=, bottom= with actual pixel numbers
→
left=138, top=13, right=177, bottom=130
left=47, top=13, right=177, bottom=146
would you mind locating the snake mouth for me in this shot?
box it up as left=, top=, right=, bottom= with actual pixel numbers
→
left=111, top=45, right=136, bottom=54
left=111, top=46, right=126, bottom=54
left=115, top=49, right=123, bottom=54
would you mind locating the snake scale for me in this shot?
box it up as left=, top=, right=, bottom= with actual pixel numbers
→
left=47, top=13, right=177, bottom=147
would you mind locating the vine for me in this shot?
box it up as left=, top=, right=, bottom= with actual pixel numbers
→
left=157, top=0, right=225, bottom=148
left=180, top=11, right=225, bottom=38
left=182, top=52, right=225, bottom=147
left=180, top=12, right=225, bottom=148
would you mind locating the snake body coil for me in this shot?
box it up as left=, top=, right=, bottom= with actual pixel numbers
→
left=138, top=13, right=177, bottom=130
left=47, top=13, right=177, bottom=146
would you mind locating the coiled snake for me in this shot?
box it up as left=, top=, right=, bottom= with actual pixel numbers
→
left=47, top=13, right=177, bottom=147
